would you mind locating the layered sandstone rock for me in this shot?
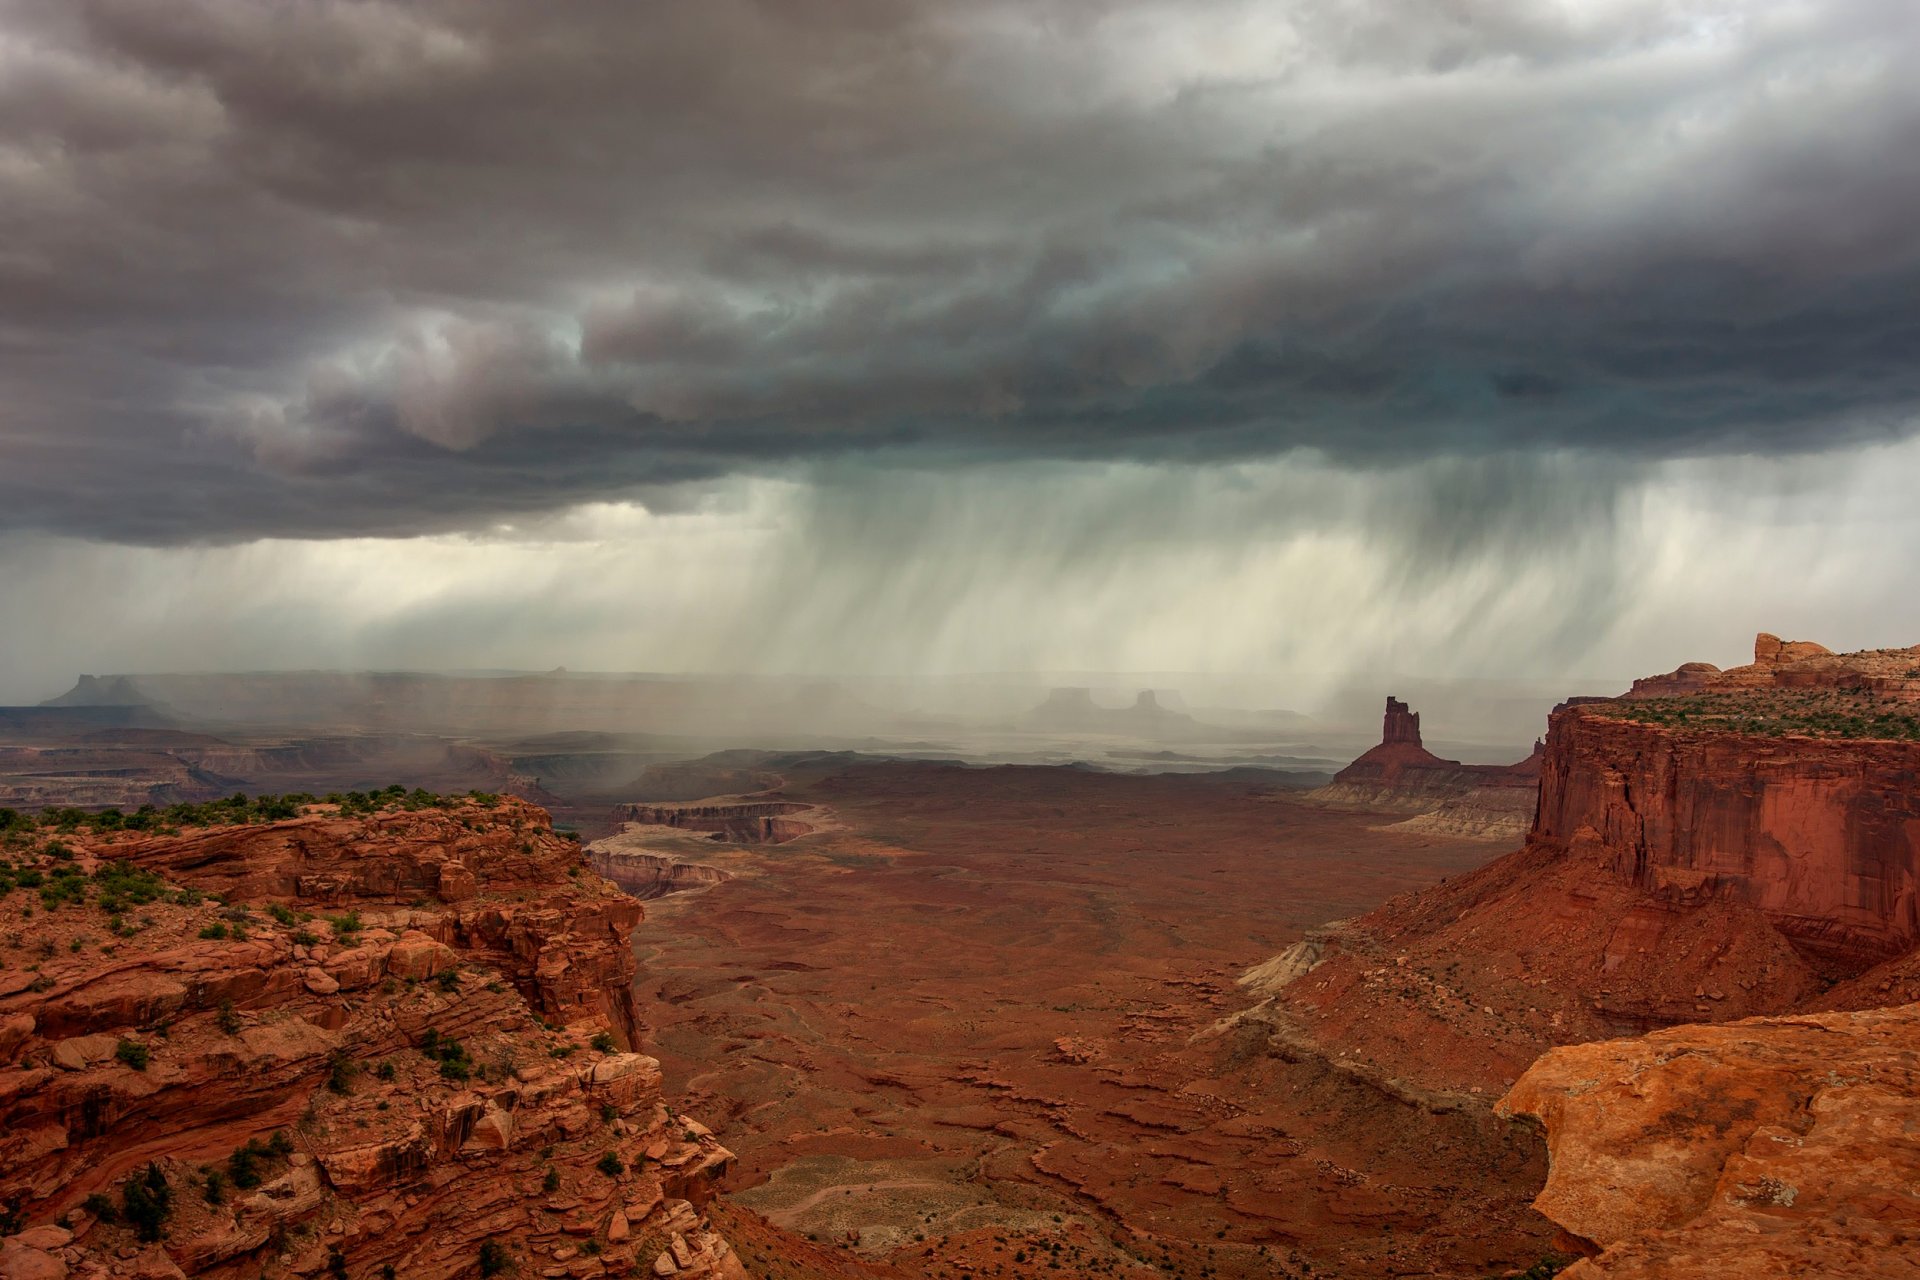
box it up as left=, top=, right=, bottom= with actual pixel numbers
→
left=1498, top=1003, right=1920, bottom=1278
left=610, top=800, right=815, bottom=846
left=0, top=798, right=745, bottom=1280
left=1630, top=631, right=1920, bottom=699
left=1537, top=702, right=1920, bottom=967
left=588, top=848, right=734, bottom=901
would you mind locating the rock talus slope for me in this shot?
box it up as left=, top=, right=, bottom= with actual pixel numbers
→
left=0, top=798, right=746, bottom=1280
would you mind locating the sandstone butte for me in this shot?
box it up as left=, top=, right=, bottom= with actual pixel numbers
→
left=1305, top=696, right=1543, bottom=841
left=0, top=797, right=748, bottom=1280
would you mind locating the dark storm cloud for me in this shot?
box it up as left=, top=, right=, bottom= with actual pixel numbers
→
left=2, top=0, right=1918, bottom=542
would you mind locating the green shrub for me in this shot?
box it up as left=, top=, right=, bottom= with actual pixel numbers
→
left=198, top=922, right=228, bottom=941
left=326, top=1050, right=356, bottom=1095
left=589, top=1032, right=616, bottom=1053
left=115, top=1038, right=150, bottom=1071
left=595, top=1152, right=624, bottom=1177
left=202, top=1169, right=226, bottom=1205
left=478, top=1240, right=511, bottom=1276
left=215, top=1000, right=242, bottom=1035
left=227, top=1148, right=260, bottom=1189
left=119, top=1163, right=171, bottom=1242
left=81, top=1191, right=120, bottom=1223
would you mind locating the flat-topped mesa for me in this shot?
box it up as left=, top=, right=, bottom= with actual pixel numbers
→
left=1542, top=635, right=1920, bottom=968
left=0, top=797, right=745, bottom=1280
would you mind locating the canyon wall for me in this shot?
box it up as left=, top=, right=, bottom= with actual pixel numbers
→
left=610, top=800, right=815, bottom=845
left=588, top=848, right=734, bottom=901
left=1536, top=705, right=1920, bottom=967
left=0, top=799, right=745, bottom=1279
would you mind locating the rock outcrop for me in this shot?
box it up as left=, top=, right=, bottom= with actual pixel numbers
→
left=588, top=848, right=734, bottom=901
left=1498, top=1002, right=1920, bottom=1278
left=610, top=800, right=816, bottom=846
left=1253, top=637, right=1920, bottom=1091
left=1536, top=703, right=1920, bottom=967
left=1307, top=699, right=1541, bottom=838
left=0, top=798, right=746, bottom=1280
left=1629, top=631, right=1920, bottom=699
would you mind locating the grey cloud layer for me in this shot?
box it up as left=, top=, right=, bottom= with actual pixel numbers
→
left=3, top=0, right=1917, bottom=542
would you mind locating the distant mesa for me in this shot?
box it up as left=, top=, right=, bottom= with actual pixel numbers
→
left=40, top=673, right=157, bottom=708
left=1024, top=686, right=1200, bottom=737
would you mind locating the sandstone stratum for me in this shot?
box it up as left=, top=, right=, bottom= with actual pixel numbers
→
left=0, top=792, right=748, bottom=1280
left=1247, top=634, right=1920, bottom=1274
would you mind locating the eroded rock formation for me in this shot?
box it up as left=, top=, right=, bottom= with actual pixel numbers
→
left=1248, top=634, right=1920, bottom=1277
left=1499, top=1002, right=1920, bottom=1278
left=1537, top=704, right=1920, bottom=967
left=0, top=798, right=745, bottom=1280
left=1307, top=699, right=1541, bottom=839
left=610, top=800, right=815, bottom=846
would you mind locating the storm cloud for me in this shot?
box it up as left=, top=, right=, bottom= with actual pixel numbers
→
left=3, top=0, right=1918, bottom=543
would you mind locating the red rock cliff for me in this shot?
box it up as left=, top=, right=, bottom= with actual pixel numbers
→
left=0, top=798, right=746, bottom=1280
left=1535, top=705, right=1920, bottom=967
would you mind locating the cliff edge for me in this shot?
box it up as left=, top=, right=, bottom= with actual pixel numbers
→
left=0, top=794, right=745, bottom=1280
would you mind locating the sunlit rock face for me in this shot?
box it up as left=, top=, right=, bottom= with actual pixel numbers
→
left=1499, top=1002, right=1920, bottom=1280
left=1542, top=636, right=1920, bottom=968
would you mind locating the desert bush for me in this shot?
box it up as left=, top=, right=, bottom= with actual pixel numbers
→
left=119, top=1163, right=171, bottom=1242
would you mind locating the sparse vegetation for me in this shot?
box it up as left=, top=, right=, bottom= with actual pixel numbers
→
left=590, top=1031, right=616, bottom=1053
left=478, top=1239, right=511, bottom=1276
left=114, top=1038, right=150, bottom=1071
left=326, top=1049, right=356, bottom=1095
left=227, top=1130, right=295, bottom=1190
left=596, top=1151, right=625, bottom=1177
left=1605, top=689, right=1920, bottom=740
left=119, top=1162, right=172, bottom=1242
left=418, top=1027, right=474, bottom=1081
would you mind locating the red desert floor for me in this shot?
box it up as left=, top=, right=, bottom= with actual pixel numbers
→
left=625, top=762, right=1559, bottom=1279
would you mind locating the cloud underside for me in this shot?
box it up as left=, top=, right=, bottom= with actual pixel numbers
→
left=2, top=0, right=1918, bottom=543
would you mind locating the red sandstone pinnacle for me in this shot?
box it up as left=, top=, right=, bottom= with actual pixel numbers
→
left=1382, top=696, right=1422, bottom=746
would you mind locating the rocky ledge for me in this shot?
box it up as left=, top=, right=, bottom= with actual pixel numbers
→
left=1499, top=1002, right=1920, bottom=1278
left=0, top=795, right=744, bottom=1280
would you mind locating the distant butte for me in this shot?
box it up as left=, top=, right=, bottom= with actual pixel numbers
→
left=1306, top=696, right=1541, bottom=840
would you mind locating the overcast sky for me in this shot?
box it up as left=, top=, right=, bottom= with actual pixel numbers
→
left=2, top=0, right=1917, bottom=702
